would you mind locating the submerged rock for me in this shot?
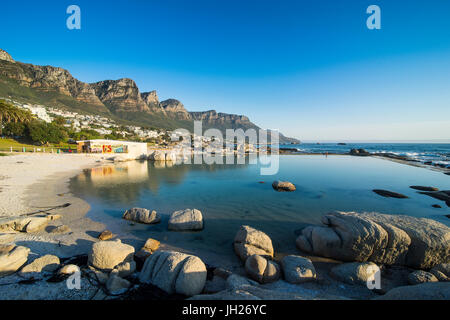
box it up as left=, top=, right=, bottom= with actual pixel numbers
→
left=281, top=255, right=317, bottom=284
left=168, top=209, right=203, bottom=231
left=372, top=189, right=408, bottom=199
left=234, top=225, right=274, bottom=262
left=244, top=254, right=280, bottom=284
left=123, top=208, right=161, bottom=224
left=272, top=181, right=296, bottom=192
left=410, top=186, right=439, bottom=192
left=419, top=190, right=450, bottom=202
left=0, top=245, right=30, bottom=277
left=139, top=251, right=207, bottom=296
left=88, top=239, right=135, bottom=271
left=296, top=211, right=450, bottom=269
left=408, top=270, right=438, bottom=285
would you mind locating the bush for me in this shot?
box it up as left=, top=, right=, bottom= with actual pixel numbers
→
left=27, top=121, right=68, bottom=145
left=3, top=122, right=26, bottom=137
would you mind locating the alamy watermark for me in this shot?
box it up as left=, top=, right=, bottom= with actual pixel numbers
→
left=367, top=5, right=381, bottom=30
left=366, top=264, right=381, bottom=290
left=66, top=269, right=81, bottom=290
left=66, top=5, right=81, bottom=30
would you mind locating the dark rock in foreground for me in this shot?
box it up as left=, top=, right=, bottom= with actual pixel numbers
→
left=372, top=189, right=408, bottom=199
left=375, top=282, right=450, bottom=300
left=296, top=211, right=450, bottom=269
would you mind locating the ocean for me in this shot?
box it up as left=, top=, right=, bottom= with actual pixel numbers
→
left=279, top=143, right=450, bottom=168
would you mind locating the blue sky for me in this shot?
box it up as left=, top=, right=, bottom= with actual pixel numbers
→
left=1, top=0, right=450, bottom=141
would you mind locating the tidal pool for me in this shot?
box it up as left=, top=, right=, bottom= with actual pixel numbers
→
left=69, top=155, right=450, bottom=263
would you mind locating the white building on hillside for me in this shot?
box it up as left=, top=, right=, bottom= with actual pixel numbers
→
left=20, top=104, right=52, bottom=123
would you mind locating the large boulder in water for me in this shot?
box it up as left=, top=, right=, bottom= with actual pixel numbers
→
left=234, top=225, right=274, bottom=262
left=296, top=212, right=450, bottom=269
left=139, top=251, right=207, bottom=296
left=168, top=209, right=203, bottom=231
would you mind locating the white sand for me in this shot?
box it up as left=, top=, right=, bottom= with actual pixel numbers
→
left=0, top=153, right=99, bottom=217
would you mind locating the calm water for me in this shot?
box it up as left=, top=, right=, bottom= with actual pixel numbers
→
left=281, top=143, right=450, bottom=167
left=69, top=155, right=450, bottom=259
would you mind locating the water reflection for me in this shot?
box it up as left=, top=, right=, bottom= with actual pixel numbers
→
left=72, top=159, right=249, bottom=204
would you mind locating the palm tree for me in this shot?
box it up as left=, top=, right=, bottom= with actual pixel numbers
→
left=0, top=100, right=33, bottom=136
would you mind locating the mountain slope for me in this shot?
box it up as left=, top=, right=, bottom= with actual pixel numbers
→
left=0, top=49, right=300, bottom=143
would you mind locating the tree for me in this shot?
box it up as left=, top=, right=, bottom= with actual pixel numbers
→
left=27, top=120, right=68, bottom=145
left=0, top=100, right=33, bottom=136
left=3, top=122, right=26, bottom=137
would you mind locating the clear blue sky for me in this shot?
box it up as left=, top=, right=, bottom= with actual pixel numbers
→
left=1, top=0, right=450, bottom=141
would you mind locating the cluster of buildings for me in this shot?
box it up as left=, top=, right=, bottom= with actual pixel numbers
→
left=3, top=98, right=258, bottom=156
left=3, top=98, right=165, bottom=140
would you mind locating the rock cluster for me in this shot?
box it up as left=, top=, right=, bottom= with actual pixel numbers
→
left=244, top=254, right=280, bottom=284
left=349, top=148, right=370, bottom=156
left=148, top=151, right=177, bottom=162
left=0, top=216, right=50, bottom=233
left=296, top=211, right=450, bottom=269
left=234, top=225, right=274, bottom=261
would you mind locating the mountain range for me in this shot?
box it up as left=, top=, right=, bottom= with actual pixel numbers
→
left=0, top=49, right=299, bottom=143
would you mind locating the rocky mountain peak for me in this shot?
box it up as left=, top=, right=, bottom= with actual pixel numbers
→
left=0, top=49, right=15, bottom=63
left=90, top=78, right=149, bottom=113
left=141, top=90, right=159, bottom=105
